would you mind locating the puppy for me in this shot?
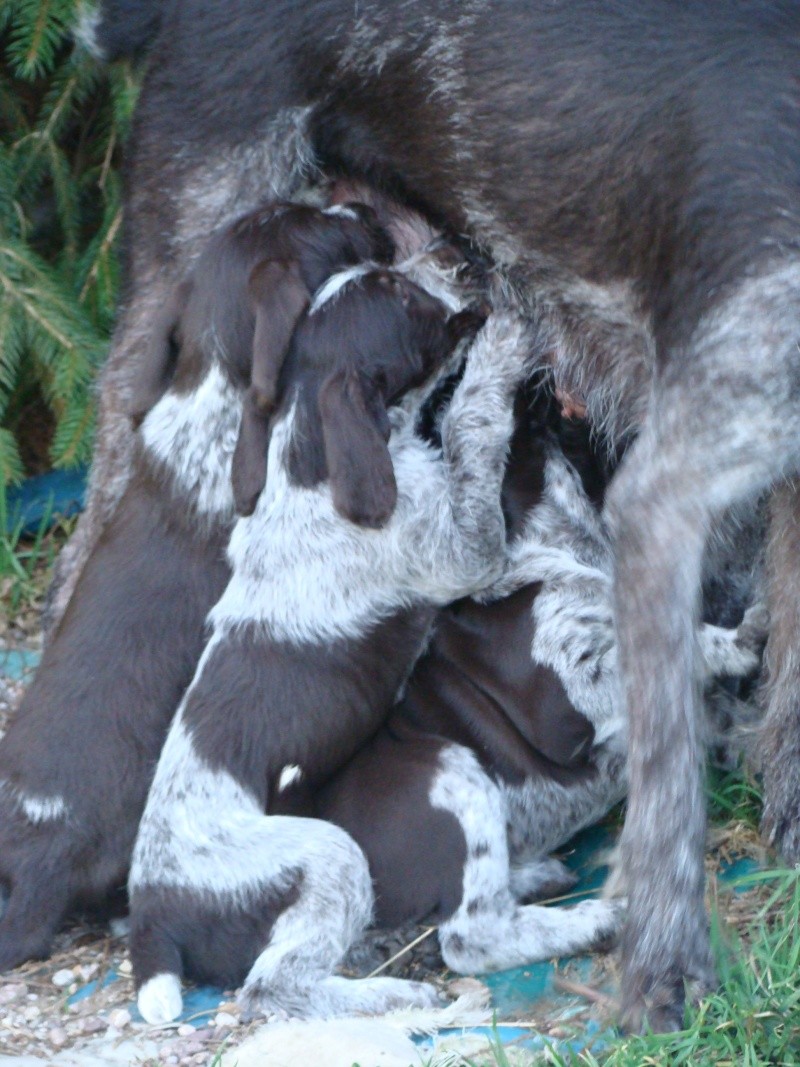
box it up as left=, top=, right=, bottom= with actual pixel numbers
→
left=314, top=393, right=766, bottom=975
left=0, top=199, right=393, bottom=971
left=127, top=263, right=572, bottom=1024
left=81, top=1, right=800, bottom=1029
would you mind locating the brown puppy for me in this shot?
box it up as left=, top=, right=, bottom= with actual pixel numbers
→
left=0, top=198, right=393, bottom=971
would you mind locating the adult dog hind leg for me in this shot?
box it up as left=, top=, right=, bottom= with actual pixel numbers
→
left=759, top=477, right=800, bottom=862
left=606, top=264, right=800, bottom=1033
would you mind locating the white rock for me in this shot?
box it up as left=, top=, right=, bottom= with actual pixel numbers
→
left=214, top=1011, right=238, bottom=1028
left=118, top=958, right=133, bottom=975
left=109, top=1008, right=132, bottom=1029
left=177, top=1023, right=195, bottom=1037
left=52, top=969, right=75, bottom=988
left=49, top=1027, right=68, bottom=1047
left=24, top=1005, right=41, bottom=1020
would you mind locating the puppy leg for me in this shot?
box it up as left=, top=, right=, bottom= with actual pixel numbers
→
left=130, top=713, right=439, bottom=1024
left=760, top=478, right=800, bottom=861
left=606, top=264, right=800, bottom=1033
left=413, top=312, right=533, bottom=599
left=235, top=817, right=440, bottom=1021
left=434, top=747, right=622, bottom=974
left=0, top=868, right=71, bottom=972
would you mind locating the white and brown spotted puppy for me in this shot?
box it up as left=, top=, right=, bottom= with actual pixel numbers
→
left=316, top=404, right=765, bottom=977
left=0, top=200, right=394, bottom=973
left=127, top=265, right=568, bottom=1025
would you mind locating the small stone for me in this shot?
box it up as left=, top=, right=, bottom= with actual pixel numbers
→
left=80, top=1015, right=107, bottom=1034
left=52, top=969, right=75, bottom=988
left=80, top=963, right=99, bottom=981
left=109, top=917, right=130, bottom=938
left=214, top=1011, right=238, bottom=1028
left=177, top=1023, right=195, bottom=1037
left=109, top=1008, right=131, bottom=1029
left=217, top=1001, right=238, bottom=1015
left=0, top=983, right=26, bottom=1005
left=117, top=958, right=133, bottom=975
left=192, top=1028, right=214, bottom=1041
left=24, top=1005, right=41, bottom=1021
left=49, top=1027, right=68, bottom=1048
left=179, top=1041, right=204, bottom=1056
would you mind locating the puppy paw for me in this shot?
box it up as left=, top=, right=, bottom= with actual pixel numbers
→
left=584, top=897, right=626, bottom=952
left=734, top=602, right=770, bottom=658
left=509, top=856, right=578, bottom=901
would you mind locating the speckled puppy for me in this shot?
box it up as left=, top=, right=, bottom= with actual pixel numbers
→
left=126, top=271, right=562, bottom=1024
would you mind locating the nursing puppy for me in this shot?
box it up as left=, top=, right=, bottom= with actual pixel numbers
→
left=128, top=269, right=599, bottom=1025
left=82, top=0, right=800, bottom=1030
left=315, top=395, right=766, bottom=976
left=0, top=200, right=393, bottom=972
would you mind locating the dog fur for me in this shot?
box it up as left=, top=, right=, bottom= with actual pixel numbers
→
left=314, top=395, right=765, bottom=976
left=77, top=0, right=800, bottom=1030
left=127, top=267, right=559, bottom=1024
left=0, top=197, right=396, bottom=972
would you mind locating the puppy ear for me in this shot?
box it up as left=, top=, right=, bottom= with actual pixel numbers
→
left=127, top=280, right=191, bottom=424
left=248, top=258, right=310, bottom=413
left=231, top=395, right=272, bottom=516
left=230, top=259, right=311, bottom=516
left=318, top=367, right=397, bottom=528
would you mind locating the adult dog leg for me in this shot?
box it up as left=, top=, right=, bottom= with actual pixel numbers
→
left=607, top=264, right=800, bottom=1032
left=760, top=478, right=800, bottom=861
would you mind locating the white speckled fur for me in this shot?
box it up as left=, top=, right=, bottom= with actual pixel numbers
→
left=432, top=744, right=623, bottom=973
left=131, top=298, right=531, bottom=1020
left=210, top=309, right=529, bottom=646
left=428, top=440, right=764, bottom=971
left=140, top=364, right=240, bottom=524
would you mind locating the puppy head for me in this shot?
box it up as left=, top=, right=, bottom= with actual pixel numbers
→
left=286, top=269, right=484, bottom=528
left=129, top=201, right=395, bottom=433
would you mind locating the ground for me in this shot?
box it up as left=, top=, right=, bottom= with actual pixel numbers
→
left=1, top=528, right=798, bottom=1067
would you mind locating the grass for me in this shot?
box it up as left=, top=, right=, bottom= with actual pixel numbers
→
left=538, top=869, right=800, bottom=1067
left=449, top=870, right=800, bottom=1067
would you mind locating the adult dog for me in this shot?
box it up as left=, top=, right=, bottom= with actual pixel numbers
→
left=75, top=0, right=800, bottom=1031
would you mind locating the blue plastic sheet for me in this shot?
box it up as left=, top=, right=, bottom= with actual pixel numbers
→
left=4, top=467, right=87, bottom=536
